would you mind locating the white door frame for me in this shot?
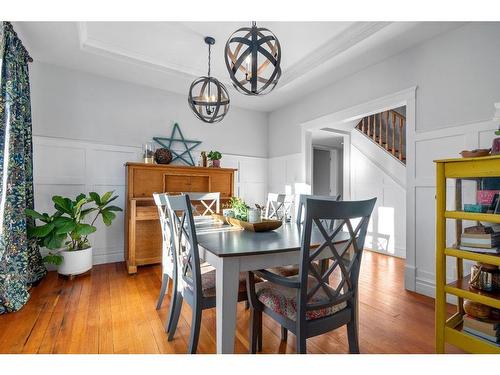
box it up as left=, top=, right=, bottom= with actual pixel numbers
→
left=299, top=86, right=417, bottom=291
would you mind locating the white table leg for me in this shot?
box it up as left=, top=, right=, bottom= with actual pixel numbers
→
left=215, top=256, right=240, bottom=354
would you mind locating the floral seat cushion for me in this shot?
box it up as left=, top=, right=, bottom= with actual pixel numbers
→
left=198, top=263, right=248, bottom=298
left=255, top=277, right=347, bottom=321
left=269, top=265, right=299, bottom=277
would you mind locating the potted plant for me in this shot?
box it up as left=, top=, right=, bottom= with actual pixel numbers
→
left=26, top=191, right=122, bottom=276
left=208, top=150, right=222, bottom=167
left=229, top=197, right=250, bottom=221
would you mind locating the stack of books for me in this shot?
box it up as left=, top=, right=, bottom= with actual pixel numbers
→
left=460, top=231, right=500, bottom=254
left=463, top=315, right=500, bottom=345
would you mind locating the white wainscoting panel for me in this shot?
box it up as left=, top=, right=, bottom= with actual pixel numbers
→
left=33, top=136, right=267, bottom=265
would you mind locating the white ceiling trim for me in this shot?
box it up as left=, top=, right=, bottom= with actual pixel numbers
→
left=77, top=22, right=201, bottom=80
left=279, top=21, right=391, bottom=88
left=77, top=21, right=392, bottom=92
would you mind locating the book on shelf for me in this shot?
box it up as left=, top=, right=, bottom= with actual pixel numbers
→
left=463, top=327, right=500, bottom=344
left=460, top=233, right=500, bottom=248
left=458, top=245, right=499, bottom=254
left=463, top=315, right=500, bottom=337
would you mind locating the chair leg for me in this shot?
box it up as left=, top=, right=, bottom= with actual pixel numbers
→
left=165, top=282, right=177, bottom=333
left=280, top=326, right=288, bottom=342
left=257, top=310, right=263, bottom=352
left=347, top=306, right=360, bottom=353
left=249, top=308, right=258, bottom=354
left=296, top=334, right=306, bottom=354
left=188, top=304, right=202, bottom=354
left=156, top=275, right=169, bottom=310
left=167, top=292, right=183, bottom=341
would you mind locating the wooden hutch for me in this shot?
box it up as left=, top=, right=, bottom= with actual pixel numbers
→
left=125, top=162, right=237, bottom=274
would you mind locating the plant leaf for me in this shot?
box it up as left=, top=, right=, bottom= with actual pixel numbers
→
left=101, top=210, right=116, bottom=226
left=28, top=223, right=55, bottom=238
left=25, top=208, right=47, bottom=221
left=89, top=192, right=101, bottom=205
left=45, top=233, right=67, bottom=249
left=52, top=196, right=73, bottom=215
left=54, top=220, right=76, bottom=235
left=75, top=193, right=86, bottom=203
left=104, top=205, right=122, bottom=212
left=43, top=253, right=64, bottom=266
left=75, top=223, right=96, bottom=236
left=101, top=191, right=113, bottom=204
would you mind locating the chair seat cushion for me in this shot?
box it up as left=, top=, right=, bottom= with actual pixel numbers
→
left=199, top=263, right=247, bottom=298
left=269, top=265, right=299, bottom=277
left=255, top=277, right=347, bottom=321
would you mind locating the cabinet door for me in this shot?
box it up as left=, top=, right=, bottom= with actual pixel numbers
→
left=210, top=172, right=233, bottom=197
left=133, top=168, right=164, bottom=197
left=164, top=174, right=210, bottom=193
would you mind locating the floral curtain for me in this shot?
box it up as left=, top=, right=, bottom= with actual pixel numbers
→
left=0, top=22, right=46, bottom=314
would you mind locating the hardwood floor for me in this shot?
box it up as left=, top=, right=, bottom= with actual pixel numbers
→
left=0, top=251, right=460, bottom=354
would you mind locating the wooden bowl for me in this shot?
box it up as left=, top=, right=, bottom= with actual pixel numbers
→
left=463, top=300, right=491, bottom=319
left=212, top=214, right=282, bottom=232
left=459, top=149, right=491, bottom=158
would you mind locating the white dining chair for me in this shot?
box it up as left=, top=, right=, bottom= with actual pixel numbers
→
left=264, top=193, right=293, bottom=221
left=184, top=192, right=220, bottom=215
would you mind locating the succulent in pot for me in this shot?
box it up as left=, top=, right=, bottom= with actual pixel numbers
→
left=26, top=191, right=122, bottom=276
left=207, top=150, right=222, bottom=167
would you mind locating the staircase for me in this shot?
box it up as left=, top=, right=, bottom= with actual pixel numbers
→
left=355, top=109, right=406, bottom=164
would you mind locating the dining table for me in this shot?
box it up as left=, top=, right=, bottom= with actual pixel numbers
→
left=194, top=218, right=351, bottom=354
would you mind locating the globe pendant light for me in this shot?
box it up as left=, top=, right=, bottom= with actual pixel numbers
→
left=188, top=37, right=230, bottom=123
left=225, top=22, right=281, bottom=96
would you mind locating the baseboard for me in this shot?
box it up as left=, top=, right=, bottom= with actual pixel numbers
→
left=93, top=252, right=124, bottom=265
left=416, top=276, right=457, bottom=304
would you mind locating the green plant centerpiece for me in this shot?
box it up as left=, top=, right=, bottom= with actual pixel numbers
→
left=207, top=150, right=222, bottom=167
left=26, top=191, right=122, bottom=275
left=229, top=196, right=250, bottom=221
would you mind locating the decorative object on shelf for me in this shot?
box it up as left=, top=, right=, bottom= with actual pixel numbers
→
left=188, top=37, right=230, bottom=123
left=464, top=203, right=489, bottom=213
left=488, top=193, right=500, bottom=214
left=463, top=300, right=493, bottom=320
left=492, top=103, right=500, bottom=155
left=225, top=21, right=281, bottom=96
left=222, top=208, right=235, bottom=218
left=153, top=123, right=201, bottom=166
left=26, top=192, right=122, bottom=277
left=143, top=142, right=156, bottom=164
left=477, top=190, right=500, bottom=205
left=207, top=150, right=222, bottom=167
left=154, top=147, right=173, bottom=164
left=459, top=148, right=491, bottom=158
left=469, top=262, right=499, bottom=292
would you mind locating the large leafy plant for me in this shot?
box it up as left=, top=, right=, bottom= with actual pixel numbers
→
left=26, top=191, right=122, bottom=265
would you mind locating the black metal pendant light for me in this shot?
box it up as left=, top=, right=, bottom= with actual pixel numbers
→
left=225, top=22, right=281, bottom=96
left=188, top=37, right=230, bottom=123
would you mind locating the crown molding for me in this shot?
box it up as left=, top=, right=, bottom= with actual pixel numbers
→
left=279, top=22, right=392, bottom=88
left=77, top=22, right=392, bottom=94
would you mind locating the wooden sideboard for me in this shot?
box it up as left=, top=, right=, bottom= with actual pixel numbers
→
left=125, top=162, right=237, bottom=274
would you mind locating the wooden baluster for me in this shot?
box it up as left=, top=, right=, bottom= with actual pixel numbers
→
left=367, top=116, right=371, bottom=137
left=392, top=112, right=396, bottom=156
left=399, top=120, right=404, bottom=161
left=385, top=111, right=389, bottom=150
left=372, top=115, right=376, bottom=142
left=379, top=113, right=383, bottom=146
left=362, top=117, right=366, bottom=133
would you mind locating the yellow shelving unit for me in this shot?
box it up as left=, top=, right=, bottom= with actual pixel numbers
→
left=434, top=155, right=500, bottom=354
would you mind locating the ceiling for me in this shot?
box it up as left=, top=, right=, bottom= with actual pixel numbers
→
left=14, top=21, right=465, bottom=112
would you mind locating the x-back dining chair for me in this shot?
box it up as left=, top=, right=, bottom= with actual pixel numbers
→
left=164, top=194, right=249, bottom=353
left=184, top=192, right=220, bottom=216
left=246, top=197, right=376, bottom=354
left=265, top=193, right=293, bottom=221
left=153, top=193, right=177, bottom=334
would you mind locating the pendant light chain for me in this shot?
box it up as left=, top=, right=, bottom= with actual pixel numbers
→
left=207, top=42, right=211, bottom=78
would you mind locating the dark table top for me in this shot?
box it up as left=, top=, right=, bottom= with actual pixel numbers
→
left=196, top=222, right=350, bottom=258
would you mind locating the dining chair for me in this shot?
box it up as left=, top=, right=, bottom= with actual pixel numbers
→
left=295, top=193, right=342, bottom=226
left=246, top=197, right=376, bottom=354
left=164, top=194, right=249, bottom=353
left=153, top=193, right=177, bottom=334
left=264, top=193, right=290, bottom=220
left=185, top=192, right=220, bottom=215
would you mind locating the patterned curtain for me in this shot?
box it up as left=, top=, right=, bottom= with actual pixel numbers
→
left=0, top=22, right=46, bottom=314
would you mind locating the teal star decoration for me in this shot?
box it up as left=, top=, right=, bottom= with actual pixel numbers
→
left=153, top=123, right=202, bottom=166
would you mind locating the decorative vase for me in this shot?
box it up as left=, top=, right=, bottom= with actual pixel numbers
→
left=212, top=159, right=220, bottom=168
left=492, top=137, right=500, bottom=155
left=57, top=247, right=93, bottom=276
left=248, top=208, right=262, bottom=223
left=143, top=142, right=155, bottom=164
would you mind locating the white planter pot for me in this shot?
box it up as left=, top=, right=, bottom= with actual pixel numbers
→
left=58, top=247, right=93, bottom=276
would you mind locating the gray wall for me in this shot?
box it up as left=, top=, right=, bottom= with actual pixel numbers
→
left=30, top=62, right=269, bottom=158
left=268, top=22, right=500, bottom=157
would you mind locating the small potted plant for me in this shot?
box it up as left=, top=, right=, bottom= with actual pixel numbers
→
left=208, top=150, right=222, bottom=167
left=26, top=191, right=122, bottom=276
left=229, top=197, right=249, bottom=221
